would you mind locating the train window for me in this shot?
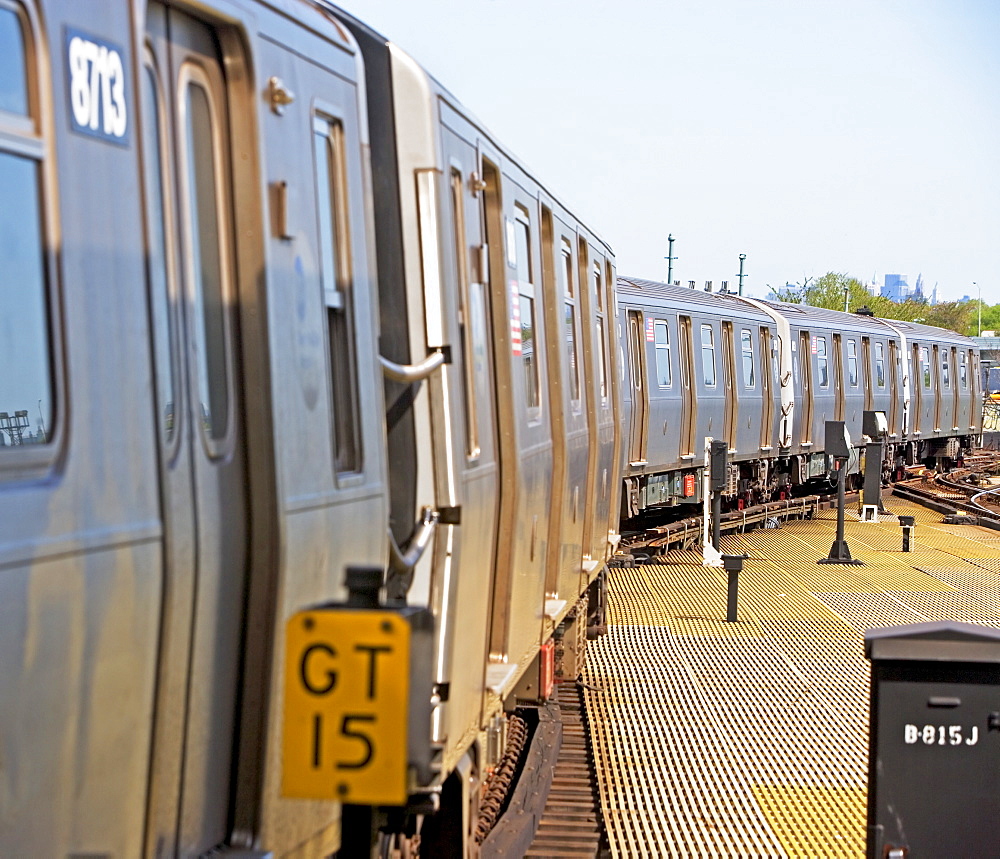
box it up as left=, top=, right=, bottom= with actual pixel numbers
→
left=740, top=329, right=754, bottom=388
left=0, top=3, right=53, bottom=453
left=875, top=342, right=886, bottom=387
left=596, top=319, right=608, bottom=400
left=593, top=260, right=603, bottom=312
left=557, top=238, right=581, bottom=403
left=521, top=294, right=540, bottom=409
left=920, top=346, right=931, bottom=388
left=816, top=337, right=829, bottom=388
left=591, top=260, right=608, bottom=400
left=0, top=5, right=28, bottom=116
left=700, top=324, right=716, bottom=387
left=942, top=351, right=951, bottom=388
left=183, top=77, right=232, bottom=444
left=654, top=321, right=672, bottom=387
left=960, top=351, right=968, bottom=389
left=847, top=339, right=859, bottom=387
left=141, top=59, right=178, bottom=448
left=0, top=153, right=50, bottom=448
left=514, top=205, right=532, bottom=286
left=451, top=169, right=480, bottom=458
left=314, top=115, right=362, bottom=472
left=513, top=205, right=540, bottom=411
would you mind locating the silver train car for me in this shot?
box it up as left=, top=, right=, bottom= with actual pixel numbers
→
left=0, top=0, right=619, bottom=856
left=618, top=277, right=982, bottom=516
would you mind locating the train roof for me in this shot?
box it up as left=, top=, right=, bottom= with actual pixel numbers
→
left=756, top=298, right=891, bottom=333
left=876, top=317, right=978, bottom=345
left=618, top=277, right=770, bottom=317
left=757, top=299, right=975, bottom=345
left=618, top=279, right=976, bottom=346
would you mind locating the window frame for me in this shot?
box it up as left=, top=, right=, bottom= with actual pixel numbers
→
left=654, top=319, right=672, bottom=388
left=875, top=342, right=886, bottom=388
left=816, top=335, right=829, bottom=389
left=0, top=0, right=64, bottom=477
left=559, top=235, right=581, bottom=409
left=177, top=62, right=238, bottom=458
left=140, top=47, right=183, bottom=462
left=593, top=259, right=608, bottom=402
left=450, top=166, right=481, bottom=460
left=740, top=328, right=754, bottom=388
left=847, top=338, right=859, bottom=387
left=700, top=323, right=716, bottom=387
left=512, top=202, right=541, bottom=416
left=313, top=110, right=364, bottom=476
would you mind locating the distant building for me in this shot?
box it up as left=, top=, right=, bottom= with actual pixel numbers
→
left=881, top=273, right=910, bottom=302
left=765, top=283, right=798, bottom=302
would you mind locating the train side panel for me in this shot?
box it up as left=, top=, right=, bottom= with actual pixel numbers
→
left=0, top=3, right=160, bottom=854
left=247, top=8, right=390, bottom=853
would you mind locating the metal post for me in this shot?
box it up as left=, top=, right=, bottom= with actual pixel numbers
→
left=737, top=253, right=746, bottom=296
left=976, top=282, right=981, bottom=336
left=712, top=488, right=722, bottom=552
left=819, top=458, right=863, bottom=565
left=665, top=234, right=676, bottom=285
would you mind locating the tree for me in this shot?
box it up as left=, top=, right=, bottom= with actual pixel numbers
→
left=976, top=302, right=1000, bottom=336
left=763, top=271, right=1000, bottom=337
left=921, top=300, right=975, bottom=334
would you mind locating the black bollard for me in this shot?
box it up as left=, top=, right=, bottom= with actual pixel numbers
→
left=722, top=553, right=747, bottom=622
left=898, top=515, right=915, bottom=552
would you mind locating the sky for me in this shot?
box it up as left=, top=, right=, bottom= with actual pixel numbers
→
left=338, top=0, right=1000, bottom=304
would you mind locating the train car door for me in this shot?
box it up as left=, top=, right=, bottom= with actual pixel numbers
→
left=678, top=315, right=696, bottom=458
left=144, top=5, right=252, bottom=852
left=964, top=349, right=977, bottom=429
left=627, top=309, right=648, bottom=464
left=951, top=347, right=960, bottom=429
left=798, top=331, right=813, bottom=445
left=932, top=345, right=942, bottom=431
left=438, top=130, right=501, bottom=742
left=912, top=344, right=923, bottom=434
left=832, top=334, right=844, bottom=421
left=721, top=322, right=737, bottom=448
left=759, top=326, right=774, bottom=450
left=862, top=337, right=874, bottom=411
left=888, top=339, right=901, bottom=436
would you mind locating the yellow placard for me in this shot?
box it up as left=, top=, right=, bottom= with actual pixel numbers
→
left=282, top=609, right=410, bottom=805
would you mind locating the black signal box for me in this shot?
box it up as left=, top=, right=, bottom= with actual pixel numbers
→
left=865, top=622, right=1000, bottom=858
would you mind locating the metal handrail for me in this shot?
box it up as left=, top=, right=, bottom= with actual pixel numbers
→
left=379, top=350, right=447, bottom=384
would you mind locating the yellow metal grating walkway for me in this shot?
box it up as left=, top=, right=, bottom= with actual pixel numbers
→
left=584, top=498, right=1000, bottom=857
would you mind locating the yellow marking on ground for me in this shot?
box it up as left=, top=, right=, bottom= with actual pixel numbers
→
left=753, top=784, right=866, bottom=859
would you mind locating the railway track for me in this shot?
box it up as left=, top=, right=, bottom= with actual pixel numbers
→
left=524, top=682, right=605, bottom=858
left=891, top=448, right=1000, bottom=525
left=621, top=494, right=820, bottom=557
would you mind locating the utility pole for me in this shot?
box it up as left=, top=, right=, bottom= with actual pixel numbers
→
left=976, top=282, right=981, bottom=336
left=737, top=253, right=746, bottom=296
left=665, top=234, right=677, bottom=285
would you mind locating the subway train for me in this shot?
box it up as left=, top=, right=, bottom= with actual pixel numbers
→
left=0, top=1, right=981, bottom=858
left=0, top=0, right=617, bottom=856
left=618, top=277, right=982, bottom=519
